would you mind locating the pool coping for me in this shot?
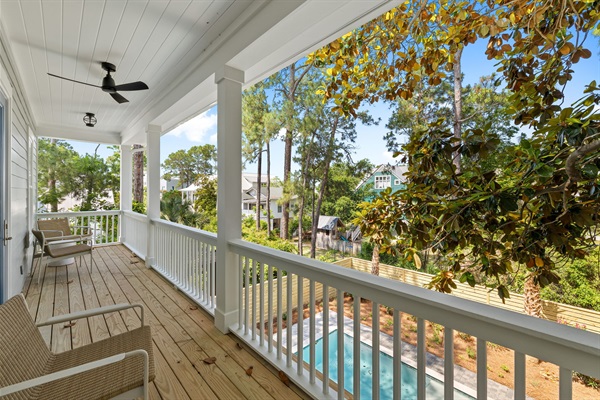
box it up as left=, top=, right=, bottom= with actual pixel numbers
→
left=279, top=309, right=526, bottom=400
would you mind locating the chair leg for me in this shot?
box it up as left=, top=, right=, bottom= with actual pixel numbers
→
left=30, top=242, right=36, bottom=277
left=90, top=251, right=94, bottom=274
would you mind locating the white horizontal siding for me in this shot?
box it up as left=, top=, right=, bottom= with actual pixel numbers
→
left=0, top=27, right=36, bottom=300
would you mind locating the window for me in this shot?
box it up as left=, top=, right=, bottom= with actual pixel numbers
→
left=277, top=205, right=282, bottom=213
left=374, top=175, right=391, bottom=189
left=394, top=179, right=400, bottom=186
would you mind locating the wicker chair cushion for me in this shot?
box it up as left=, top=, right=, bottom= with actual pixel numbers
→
left=46, top=243, right=92, bottom=258
left=0, top=295, right=155, bottom=400
left=0, top=295, right=52, bottom=400
left=40, top=327, right=155, bottom=400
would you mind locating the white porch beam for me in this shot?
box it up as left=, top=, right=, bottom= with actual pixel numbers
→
left=214, top=65, right=244, bottom=333
left=120, top=145, right=133, bottom=244
left=37, top=124, right=120, bottom=144
left=145, top=124, right=161, bottom=267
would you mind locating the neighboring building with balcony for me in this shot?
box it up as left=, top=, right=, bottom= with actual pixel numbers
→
left=0, top=2, right=597, bottom=400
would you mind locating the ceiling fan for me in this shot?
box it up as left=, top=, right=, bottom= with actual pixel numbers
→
left=48, top=62, right=149, bottom=104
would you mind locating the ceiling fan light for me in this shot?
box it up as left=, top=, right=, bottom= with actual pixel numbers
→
left=83, top=112, right=97, bottom=127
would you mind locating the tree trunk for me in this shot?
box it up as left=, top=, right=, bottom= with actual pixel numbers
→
left=298, top=131, right=316, bottom=256
left=49, top=177, right=58, bottom=212
left=49, top=139, right=58, bottom=212
left=371, top=244, right=380, bottom=276
left=256, top=147, right=262, bottom=230
left=133, top=144, right=144, bottom=204
left=452, top=47, right=463, bottom=174
left=266, top=140, right=272, bottom=236
left=524, top=273, right=542, bottom=318
left=310, top=121, right=338, bottom=258
left=281, top=64, right=296, bottom=240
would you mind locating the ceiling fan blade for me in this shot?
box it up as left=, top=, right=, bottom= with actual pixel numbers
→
left=110, top=92, right=129, bottom=104
left=114, top=81, right=149, bottom=91
left=47, top=73, right=102, bottom=89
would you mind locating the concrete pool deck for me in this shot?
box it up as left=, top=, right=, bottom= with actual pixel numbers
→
left=279, top=310, right=527, bottom=400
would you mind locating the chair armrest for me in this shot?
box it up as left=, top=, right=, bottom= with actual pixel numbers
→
left=39, top=229, right=64, bottom=238
left=46, top=235, right=93, bottom=245
left=45, top=238, right=85, bottom=246
left=0, top=349, right=149, bottom=397
left=36, top=303, right=145, bottom=327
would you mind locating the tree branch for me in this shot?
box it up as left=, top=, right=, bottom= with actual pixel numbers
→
left=565, top=138, right=600, bottom=182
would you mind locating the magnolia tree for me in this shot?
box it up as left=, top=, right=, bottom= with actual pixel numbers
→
left=313, top=0, right=600, bottom=316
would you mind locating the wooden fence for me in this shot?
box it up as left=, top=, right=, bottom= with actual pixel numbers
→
left=335, top=257, right=600, bottom=334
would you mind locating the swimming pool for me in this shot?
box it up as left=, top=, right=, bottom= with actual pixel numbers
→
left=302, top=330, right=474, bottom=399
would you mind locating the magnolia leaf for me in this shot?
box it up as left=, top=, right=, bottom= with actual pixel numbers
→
left=535, top=257, right=544, bottom=267
left=414, top=253, right=422, bottom=269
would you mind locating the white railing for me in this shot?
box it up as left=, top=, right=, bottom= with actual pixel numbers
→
left=36, top=210, right=120, bottom=245
left=229, top=239, right=600, bottom=400
left=150, top=218, right=217, bottom=313
left=121, top=211, right=148, bottom=259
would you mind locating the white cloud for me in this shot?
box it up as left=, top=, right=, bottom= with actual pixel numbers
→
left=166, top=112, right=217, bottom=143
left=382, top=151, right=397, bottom=163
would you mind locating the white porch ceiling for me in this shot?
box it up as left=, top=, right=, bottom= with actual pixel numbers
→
left=0, top=0, right=399, bottom=145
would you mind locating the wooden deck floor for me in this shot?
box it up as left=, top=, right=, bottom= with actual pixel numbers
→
left=24, top=244, right=308, bottom=400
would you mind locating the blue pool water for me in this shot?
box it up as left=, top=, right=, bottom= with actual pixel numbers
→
left=301, top=331, right=474, bottom=400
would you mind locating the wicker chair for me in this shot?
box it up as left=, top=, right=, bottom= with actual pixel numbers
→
left=31, top=229, right=94, bottom=285
left=31, top=218, right=93, bottom=275
left=0, top=294, right=154, bottom=400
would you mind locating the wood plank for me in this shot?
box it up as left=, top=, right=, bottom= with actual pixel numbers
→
left=36, top=262, right=57, bottom=345
left=66, top=262, right=92, bottom=349
left=92, top=247, right=144, bottom=330
left=113, top=245, right=305, bottom=400
left=152, top=339, right=193, bottom=400
left=82, top=251, right=129, bottom=337
left=51, top=265, right=72, bottom=353
left=76, top=253, right=111, bottom=343
left=152, top=326, right=221, bottom=399
left=23, top=264, right=41, bottom=320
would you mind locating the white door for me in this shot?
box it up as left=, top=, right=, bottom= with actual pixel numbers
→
left=0, top=91, right=6, bottom=302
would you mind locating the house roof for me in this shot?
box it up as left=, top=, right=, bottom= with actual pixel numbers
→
left=317, top=216, right=345, bottom=231
left=356, top=164, right=408, bottom=190
left=180, top=184, right=200, bottom=193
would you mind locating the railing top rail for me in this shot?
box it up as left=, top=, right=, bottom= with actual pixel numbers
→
left=229, top=238, right=600, bottom=378
left=121, top=210, right=149, bottom=222
left=36, top=210, right=120, bottom=218
left=150, top=218, right=217, bottom=246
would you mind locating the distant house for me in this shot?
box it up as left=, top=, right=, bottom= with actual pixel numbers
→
left=160, top=177, right=180, bottom=192
left=241, top=173, right=294, bottom=231
left=180, top=172, right=293, bottom=230
left=315, top=216, right=345, bottom=249
left=356, top=164, right=408, bottom=199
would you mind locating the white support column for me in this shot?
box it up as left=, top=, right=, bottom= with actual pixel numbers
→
left=119, top=145, right=133, bottom=243
left=146, top=124, right=162, bottom=268
left=215, top=65, right=244, bottom=333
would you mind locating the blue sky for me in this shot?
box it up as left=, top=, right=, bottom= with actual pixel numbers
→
left=68, top=37, right=600, bottom=181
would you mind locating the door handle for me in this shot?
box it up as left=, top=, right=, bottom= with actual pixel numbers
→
left=3, top=220, right=11, bottom=246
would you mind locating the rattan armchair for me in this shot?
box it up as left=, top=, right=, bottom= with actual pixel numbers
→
left=31, top=217, right=94, bottom=277
left=32, top=229, right=93, bottom=284
left=0, top=294, right=155, bottom=400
